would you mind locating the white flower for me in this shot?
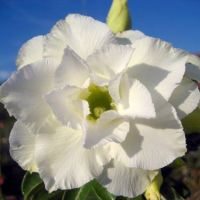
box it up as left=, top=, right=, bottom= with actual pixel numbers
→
left=1, top=14, right=200, bottom=198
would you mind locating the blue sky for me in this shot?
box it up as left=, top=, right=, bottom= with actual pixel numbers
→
left=0, top=0, right=200, bottom=81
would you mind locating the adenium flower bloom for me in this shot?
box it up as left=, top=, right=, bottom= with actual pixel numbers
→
left=0, top=14, right=200, bottom=198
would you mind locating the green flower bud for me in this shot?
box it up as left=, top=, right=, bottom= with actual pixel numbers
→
left=144, top=172, right=163, bottom=200
left=107, top=0, right=132, bottom=33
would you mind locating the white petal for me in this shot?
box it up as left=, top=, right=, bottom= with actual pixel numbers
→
left=55, top=47, right=89, bottom=88
left=107, top=91, right=186, bottom=170
left=46, top=86, right=85, bottom=129
left=44, top=20, right=69, bottom=62
left=98, top=160, right=157, bottom=198
left=125, top=79, right=156, bottom=119
left=35, top=126, right=106, bottom=192
left=87, top=44, right=134, bottom=85
left=108, top=72, right=130, bottom=107
left=44, top=14, right=115, bottom=61
left=10, top=120, right=108, bottom=192
left=186, top=54, right=200, bottom=81
left=120, top=81, right=156, bottom=120
left=16, top=36, right=44, bottom=69
left=169, top=77, right=200, bottom=119
left=127, top=37, right=188, bottom=100
left=130, top=122, right=186, bottom=170
left=9, top=121, right=38, bottom=172
left=0, top=59, right=59, bottom=132
left=65, top=14, right=115, bottom=59
left=109, top=73, right=155, bottom=119
left=116, top=30, right=145, bottom=45
left=83, top=111, right=129, bottom=149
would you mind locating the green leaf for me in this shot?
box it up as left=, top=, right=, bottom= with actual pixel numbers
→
left=21, top=172, right=43, bottom=199
left=116, top=195, right=144, bottom=200
left=169, top=158, right=185, bottom=169
left=21, top=173, right=116, bottom=200
left=182, top=107, right=200, bottom=134
left=91, top=180, right=115, bottom=200
left=21, top=173, right=150, bottom=200
left=62, top=182, right=91, bottom=200
left=132, top=196, right=145, bottom=200
left=29, top=187, right=63, bottom=200
left=22, top=172, right=63, bottom=200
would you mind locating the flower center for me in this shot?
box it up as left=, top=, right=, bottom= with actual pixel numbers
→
left=81, top=84, right=115, bottom=121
